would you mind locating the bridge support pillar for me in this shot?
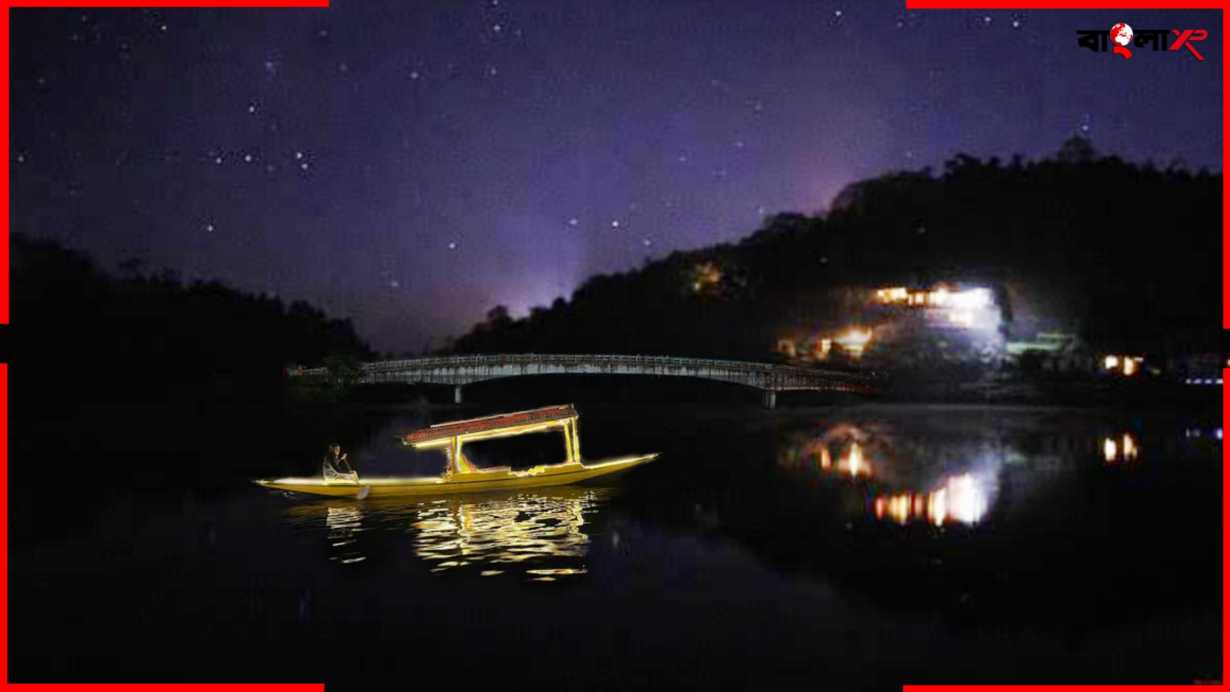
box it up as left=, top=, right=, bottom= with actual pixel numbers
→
left=762, top=390, right=777, bottom=410
left=453, top=385, right=463, bottom=404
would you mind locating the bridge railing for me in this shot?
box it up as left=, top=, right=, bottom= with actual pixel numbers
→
left=292, top=353, right=876, bottom=391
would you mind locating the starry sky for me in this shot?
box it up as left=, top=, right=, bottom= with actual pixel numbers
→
left=11, top=2, right=1221, bottom=353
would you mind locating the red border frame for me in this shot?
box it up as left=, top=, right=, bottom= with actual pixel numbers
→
left=0, top=0, right=1224, bottom=690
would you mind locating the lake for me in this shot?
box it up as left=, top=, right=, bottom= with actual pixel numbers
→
left=10, top=403, right=1222, bottom=691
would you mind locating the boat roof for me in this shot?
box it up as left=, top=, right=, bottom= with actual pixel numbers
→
left=403, top=404, right=577, bottom=445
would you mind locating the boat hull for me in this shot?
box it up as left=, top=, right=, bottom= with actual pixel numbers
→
left=255, top=453, right=656, bottom=499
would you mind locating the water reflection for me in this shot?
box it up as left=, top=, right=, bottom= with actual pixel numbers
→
left=873, top=473, right=991, bottom=526
left=324, top=505, right=366, bottom=565
left=412, top=490, right=596, bottom=580
left=777, top=421, right=1161, bottom=526
left=284, top=487, right=606, bottom=581
left=778, top=423, right=878, bottom=478
left=1103, top=433, right=1139, bottom=463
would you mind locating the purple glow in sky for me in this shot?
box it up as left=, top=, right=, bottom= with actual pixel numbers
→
left=12, top=2, right=1221, bottom=351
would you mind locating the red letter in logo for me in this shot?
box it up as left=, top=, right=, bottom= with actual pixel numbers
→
left=1170, top=29, right=1208, bottom=61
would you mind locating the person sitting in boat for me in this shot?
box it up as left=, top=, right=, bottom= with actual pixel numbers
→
left=322, top=444, right=358, bottom=483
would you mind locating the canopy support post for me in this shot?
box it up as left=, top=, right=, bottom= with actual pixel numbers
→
left=453, top=385, right=463, bottom=404
left=570, top=417, right=582, bottom=462
left=448, top=436, right=461, bottom=476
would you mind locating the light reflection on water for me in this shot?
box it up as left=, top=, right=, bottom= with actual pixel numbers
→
left=872, top=472, right=991, bottom=526
left=284, top=487, right=606, bottom=580
left=777, top=421, right=1189, bottom=526
left=324, top=505, right=366, bottom=564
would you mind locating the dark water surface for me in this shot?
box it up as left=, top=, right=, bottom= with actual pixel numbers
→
left=11, top=404, right=1222, bottom=690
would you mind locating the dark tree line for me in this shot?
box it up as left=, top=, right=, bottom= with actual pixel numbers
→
left=450, top=138, right=1219, bottom=361
left=11, top=233, right=373, bottom=408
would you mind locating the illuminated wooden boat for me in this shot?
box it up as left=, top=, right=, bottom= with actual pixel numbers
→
left=255, top=404, right=657, bottom=498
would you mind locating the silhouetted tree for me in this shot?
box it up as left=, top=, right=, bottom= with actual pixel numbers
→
left=12, top=234, right=374, bottom=408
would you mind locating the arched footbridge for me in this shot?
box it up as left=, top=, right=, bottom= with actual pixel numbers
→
left=291, top=354, right=876, bottom=408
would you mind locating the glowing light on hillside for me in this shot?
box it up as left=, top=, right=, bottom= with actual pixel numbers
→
left=815, top=338, right=833, bottom=360
left=1103, top=355, right=1143, bottom=376
left=875, top=287, right=909, bottom=303
left=947, top=288, right=992, bottom=309
left=949, top=310, right=975, bottom=328
left=835, top=328, right=873, bottom=358
left=872, top=285, right=996, bottom=331
left=690, top=261, right=723, bottom=293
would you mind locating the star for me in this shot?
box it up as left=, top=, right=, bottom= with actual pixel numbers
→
left=641, top=238, right=652, bottom=247
left=204, top=223, right=215, bottom=233
left=247, top=103, right=257, bottom=114
left=300, top=162, right=310, bottom=171
left=243, top=153, right=254, bottom=163
left=610, top=220, right=620, bottom=229
left=447, top=241, right=458, bottom=250
left=410, top=70, right=420, bottom=80
left=568, top=218, right=579, bottom=227
left=834, top=9, right=843, bottom=18
left=295, top=151, right=304, bottom=160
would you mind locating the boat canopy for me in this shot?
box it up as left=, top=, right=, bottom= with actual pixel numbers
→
left=402, top=404, right=578, bottom=447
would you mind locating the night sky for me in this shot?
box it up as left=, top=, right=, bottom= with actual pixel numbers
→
left=12, top=2, right=1221, bottom=353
